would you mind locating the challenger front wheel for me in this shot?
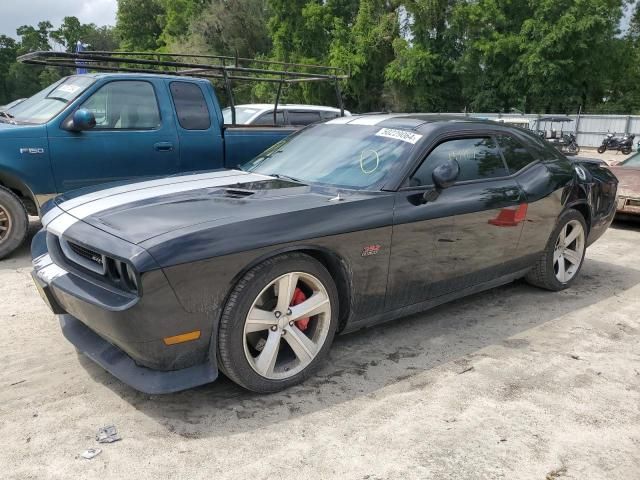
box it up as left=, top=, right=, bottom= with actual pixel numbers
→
left=218, top=253, right=339, bottom=393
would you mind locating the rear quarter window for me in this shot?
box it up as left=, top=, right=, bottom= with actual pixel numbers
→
left=170, top=82, right=211, bottom=130
left=497, top=135, right=537, bottom=173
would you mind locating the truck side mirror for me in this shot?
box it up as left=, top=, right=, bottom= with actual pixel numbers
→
left=71, top=109, right=96, bottom=131
left=432, top=160, right=460, bottom=189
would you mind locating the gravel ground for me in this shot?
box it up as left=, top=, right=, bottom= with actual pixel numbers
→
left=1, top=218, right=639, bottom=480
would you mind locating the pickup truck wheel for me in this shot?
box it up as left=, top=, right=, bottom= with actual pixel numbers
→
left=0, top=187, right=28, bottom=260
left=218, top=253, right=339, bottom=393
left=525, top=209, right=587, bottom=291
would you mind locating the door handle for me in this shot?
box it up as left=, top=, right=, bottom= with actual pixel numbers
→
left=154, top=142, right=174, bottom=152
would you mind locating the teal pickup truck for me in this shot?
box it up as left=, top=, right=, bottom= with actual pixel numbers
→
left=0, top=73, right=302, bottom=258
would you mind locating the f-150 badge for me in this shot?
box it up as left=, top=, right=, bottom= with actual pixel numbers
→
left=20, top=148, right=45, bottom=154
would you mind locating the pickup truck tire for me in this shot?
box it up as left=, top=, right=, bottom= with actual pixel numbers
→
left=0, top=186, right=28, bottom=260
left=218, top=253, right=339, bottom=393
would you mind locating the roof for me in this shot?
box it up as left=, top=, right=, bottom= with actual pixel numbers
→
left=325, top=113, right=494, bottom=131
left=71, top=72, right=209, bottom=82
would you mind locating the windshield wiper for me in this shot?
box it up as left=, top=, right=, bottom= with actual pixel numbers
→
left=268, top=173, right=305, bottom=183
left=0, top=110, right=14, bottom=119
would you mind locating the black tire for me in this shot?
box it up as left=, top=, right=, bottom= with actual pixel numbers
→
left=622, top=146, right=632, bottom=155
left=218, top=252, right=339, bottom=393
left=597, top=145, right=606, bottom=154
left=525, top=209, right=587, bottom=291
left=0, top=186, right=28, bottom=260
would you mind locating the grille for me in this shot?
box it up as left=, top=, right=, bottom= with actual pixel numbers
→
left=59, top=237, right=106, bottom=275
left=69, top=242, right=104, bottom=267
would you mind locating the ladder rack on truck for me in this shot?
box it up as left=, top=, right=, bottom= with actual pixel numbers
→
left=18, top=50, right=349, bottom=124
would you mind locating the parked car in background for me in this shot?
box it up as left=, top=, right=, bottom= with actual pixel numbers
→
left=32, top=114, right=618, bottom=394
left=609, top=152, right=640, bottom=217
left=222, top=104, right=351, bottom=126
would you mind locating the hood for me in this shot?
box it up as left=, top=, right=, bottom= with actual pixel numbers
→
left=0, top=121, right=47, bottom=138
left=51, top=169, right=342, bottom=244
left=609, top=165, right=640, bottom=198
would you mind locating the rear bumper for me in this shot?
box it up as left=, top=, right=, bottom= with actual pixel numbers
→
left=59, top=314, right=217, bottom=394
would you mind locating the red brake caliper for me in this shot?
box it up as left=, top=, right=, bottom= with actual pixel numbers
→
left=290, top=287, right=310, bottom=331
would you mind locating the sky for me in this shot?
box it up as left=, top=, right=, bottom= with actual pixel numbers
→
left=0, top=0, right=117, bottom=38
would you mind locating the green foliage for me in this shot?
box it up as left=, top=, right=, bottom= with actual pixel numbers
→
left=116, top=0, right=165, bottom=51
left=3, top=0, right=640, bottom=115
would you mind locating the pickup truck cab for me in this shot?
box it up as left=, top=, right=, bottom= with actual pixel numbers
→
left=0, top=73, right=299, bottom=258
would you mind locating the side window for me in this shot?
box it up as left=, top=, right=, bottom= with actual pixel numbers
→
left=253, top=111, right=285, bottom=126
left=170, top=82, right=211, bottom=130
left=497, top=135, right=537, bottom=173
left=80, top=81, right=160, bottom=130
left=288, top=111, right=322, bottom=125
left=410, top=137, right=507, bottom=186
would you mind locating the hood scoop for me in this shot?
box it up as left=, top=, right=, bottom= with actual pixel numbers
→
left=223, top=188, right=255, bottom=199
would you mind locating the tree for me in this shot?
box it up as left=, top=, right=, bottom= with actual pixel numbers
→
left=330, top=0, right=398, bottom=111
left=0, top=35, right=18, bottom=104
left=117, top=0, right=165, bottom=51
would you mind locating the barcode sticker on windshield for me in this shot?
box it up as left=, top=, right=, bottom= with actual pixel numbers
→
left=375, top=128, right=423, bottom=144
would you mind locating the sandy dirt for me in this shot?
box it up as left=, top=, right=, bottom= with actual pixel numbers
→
left=1, top=219, right=639, bottom=480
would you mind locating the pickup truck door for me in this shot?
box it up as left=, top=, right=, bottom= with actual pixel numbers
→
left=47, top=79, right=180, bottom=192
left=167, top=80, right=224, bottom=172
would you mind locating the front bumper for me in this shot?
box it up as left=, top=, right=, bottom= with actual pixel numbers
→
left=31, top=229, right=219, bottom=394
left=59, top=314, right=217, bottom=394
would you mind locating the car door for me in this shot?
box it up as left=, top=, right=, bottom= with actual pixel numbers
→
left=387, top=134, right=527, bottom=310
left=48, top=79, right=180, bottom=192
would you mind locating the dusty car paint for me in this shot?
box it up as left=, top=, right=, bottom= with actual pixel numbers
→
left=31, top=115, right=618, bottom=393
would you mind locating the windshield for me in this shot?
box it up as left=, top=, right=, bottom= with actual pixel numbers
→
left=3, top=76, right=95, bottom=124
left=222, top=106, right=263, bottom=124
left=621, top=153, right=640, bottom=167
left=242, top=123, right=422, bottom=190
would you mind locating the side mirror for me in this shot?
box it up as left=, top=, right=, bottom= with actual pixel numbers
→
left=432, top=160, right=460, bottom=189
left=71, top=109, right=96, bottom=131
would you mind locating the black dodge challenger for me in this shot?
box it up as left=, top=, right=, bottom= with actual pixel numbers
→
left=31, top=114, right=618, bottom=394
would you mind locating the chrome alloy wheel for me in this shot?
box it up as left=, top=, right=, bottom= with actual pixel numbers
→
left=0, top=204, right=11, bottom=245
left=242, top=272, right=332, bottom=380
left=553, top=219, right=585, bottom=283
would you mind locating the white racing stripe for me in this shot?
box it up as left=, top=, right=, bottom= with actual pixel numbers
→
left=56, top=170, right=259, bottom=212
left=46, top=170, right=273, bottom=236
left=33, top=253, right=67, bottom=283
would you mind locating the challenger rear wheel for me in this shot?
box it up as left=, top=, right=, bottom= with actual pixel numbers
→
left=218, top=253, right=339, bottom=393
left=525, top=209, right=587, bottom=291
left=0, top=187, right=28, bottom=260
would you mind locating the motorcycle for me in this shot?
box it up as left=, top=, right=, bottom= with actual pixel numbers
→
left=598, top=132, right=635, bottom=154
left=563, top=132, right=580, bottom=154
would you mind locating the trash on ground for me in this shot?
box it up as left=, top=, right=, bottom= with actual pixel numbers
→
left=81, top=448, right=102, bottom=460
left=96, top=425, right=121, bottom=444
